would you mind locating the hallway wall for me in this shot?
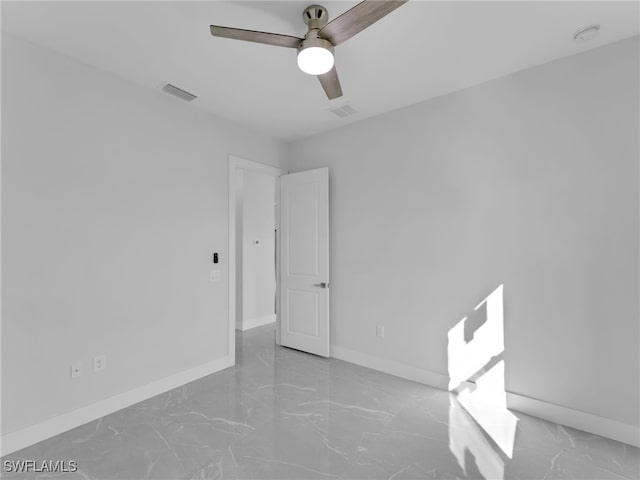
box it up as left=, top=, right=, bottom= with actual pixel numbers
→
left=239, top=171, right=276, bottom=330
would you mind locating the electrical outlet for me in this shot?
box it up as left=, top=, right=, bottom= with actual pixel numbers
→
left=71, top=361, right=83, bottom=379
left=210, top=269, right=221, bottom=282
left=376, top=325, right=385, bottom=338
left=93, top=354, right=107, bottom=373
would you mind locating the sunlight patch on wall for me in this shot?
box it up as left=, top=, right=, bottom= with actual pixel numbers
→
left=448, top=285, right=504, bottom=393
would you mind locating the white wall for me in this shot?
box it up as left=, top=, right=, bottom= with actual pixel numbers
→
left=240, top=171, right=276, bottom=330
left=235, top=169, right=244, bottom=329
left=1, top=33, right=286, bottom=437
left=287, top=38, right=639, bottom=431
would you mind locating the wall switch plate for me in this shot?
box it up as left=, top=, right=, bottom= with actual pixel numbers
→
left=376, top=325, right=385, bottom=338
left=71, top=361, right=83, bottom=379
left=210, top=269, right=221, bottom=282
left=93, top=354, right=106, bottom=373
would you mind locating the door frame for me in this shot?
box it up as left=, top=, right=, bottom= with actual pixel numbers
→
left=228, top=155, right=288, bottom=362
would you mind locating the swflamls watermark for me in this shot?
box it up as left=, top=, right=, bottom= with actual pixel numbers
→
left=3, top=459, right=78, bottom=474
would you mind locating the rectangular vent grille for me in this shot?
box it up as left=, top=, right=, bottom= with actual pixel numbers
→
left=329, top=104, right=358, bottom=119
left=161, top=83, right=197, bottom=102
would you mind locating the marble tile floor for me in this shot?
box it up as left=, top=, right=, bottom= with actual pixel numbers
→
left=2, top=324, right=638, bottom=480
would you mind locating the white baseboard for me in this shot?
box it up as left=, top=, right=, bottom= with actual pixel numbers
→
left=330, top=345, right=639, bottom=448
left=237, top=314, right=275, bottom=331
left=506, top=390, right=640, bottom=447
left=1, top=355, right=234, bottom=456
left=331, top=345, right=450, bottom=390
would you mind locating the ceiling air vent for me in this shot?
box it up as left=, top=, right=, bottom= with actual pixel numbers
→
left=161, top=83, right=197, bottom=102
left=329, top=104, right=358, bottom=119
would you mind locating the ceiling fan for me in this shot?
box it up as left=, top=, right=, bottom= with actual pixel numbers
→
left=210, top=1, right=408, bottom=100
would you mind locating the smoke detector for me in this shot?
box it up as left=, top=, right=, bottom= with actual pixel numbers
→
left=574, top=25, right=600, bottom=42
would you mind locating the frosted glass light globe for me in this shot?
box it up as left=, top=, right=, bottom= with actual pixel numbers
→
left=297, top=46, right=334, bottom=75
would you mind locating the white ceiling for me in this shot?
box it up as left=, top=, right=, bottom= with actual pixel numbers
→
left=3, top=1, right=638, bottom=141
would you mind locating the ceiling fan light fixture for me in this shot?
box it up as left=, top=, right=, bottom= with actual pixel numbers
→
left=210, top=1, right=410, bottom=99
left=297, top=38, right=334, bottom=75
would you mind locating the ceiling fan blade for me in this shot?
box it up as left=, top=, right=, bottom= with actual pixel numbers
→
left=317, top=67, right=343, bottom=100
left=318, top=0, right=408, bottom=46
left=210, top=25, right=303, bottom=49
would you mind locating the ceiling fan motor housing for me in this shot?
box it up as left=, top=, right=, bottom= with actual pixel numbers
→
left=298, top=36, right=334, bottom=55
left=302, top=5, right=329, bottom=31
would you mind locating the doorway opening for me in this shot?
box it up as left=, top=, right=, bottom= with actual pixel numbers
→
left=228, top=156, right=287, bottom=362
left=228, top=156, right=331, bottom=363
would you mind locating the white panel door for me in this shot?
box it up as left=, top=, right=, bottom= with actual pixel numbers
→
left=280, top=168, right=329, bottom=357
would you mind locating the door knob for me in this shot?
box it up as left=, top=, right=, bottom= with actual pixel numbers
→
left=314, top=282, right=329, bottom=288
